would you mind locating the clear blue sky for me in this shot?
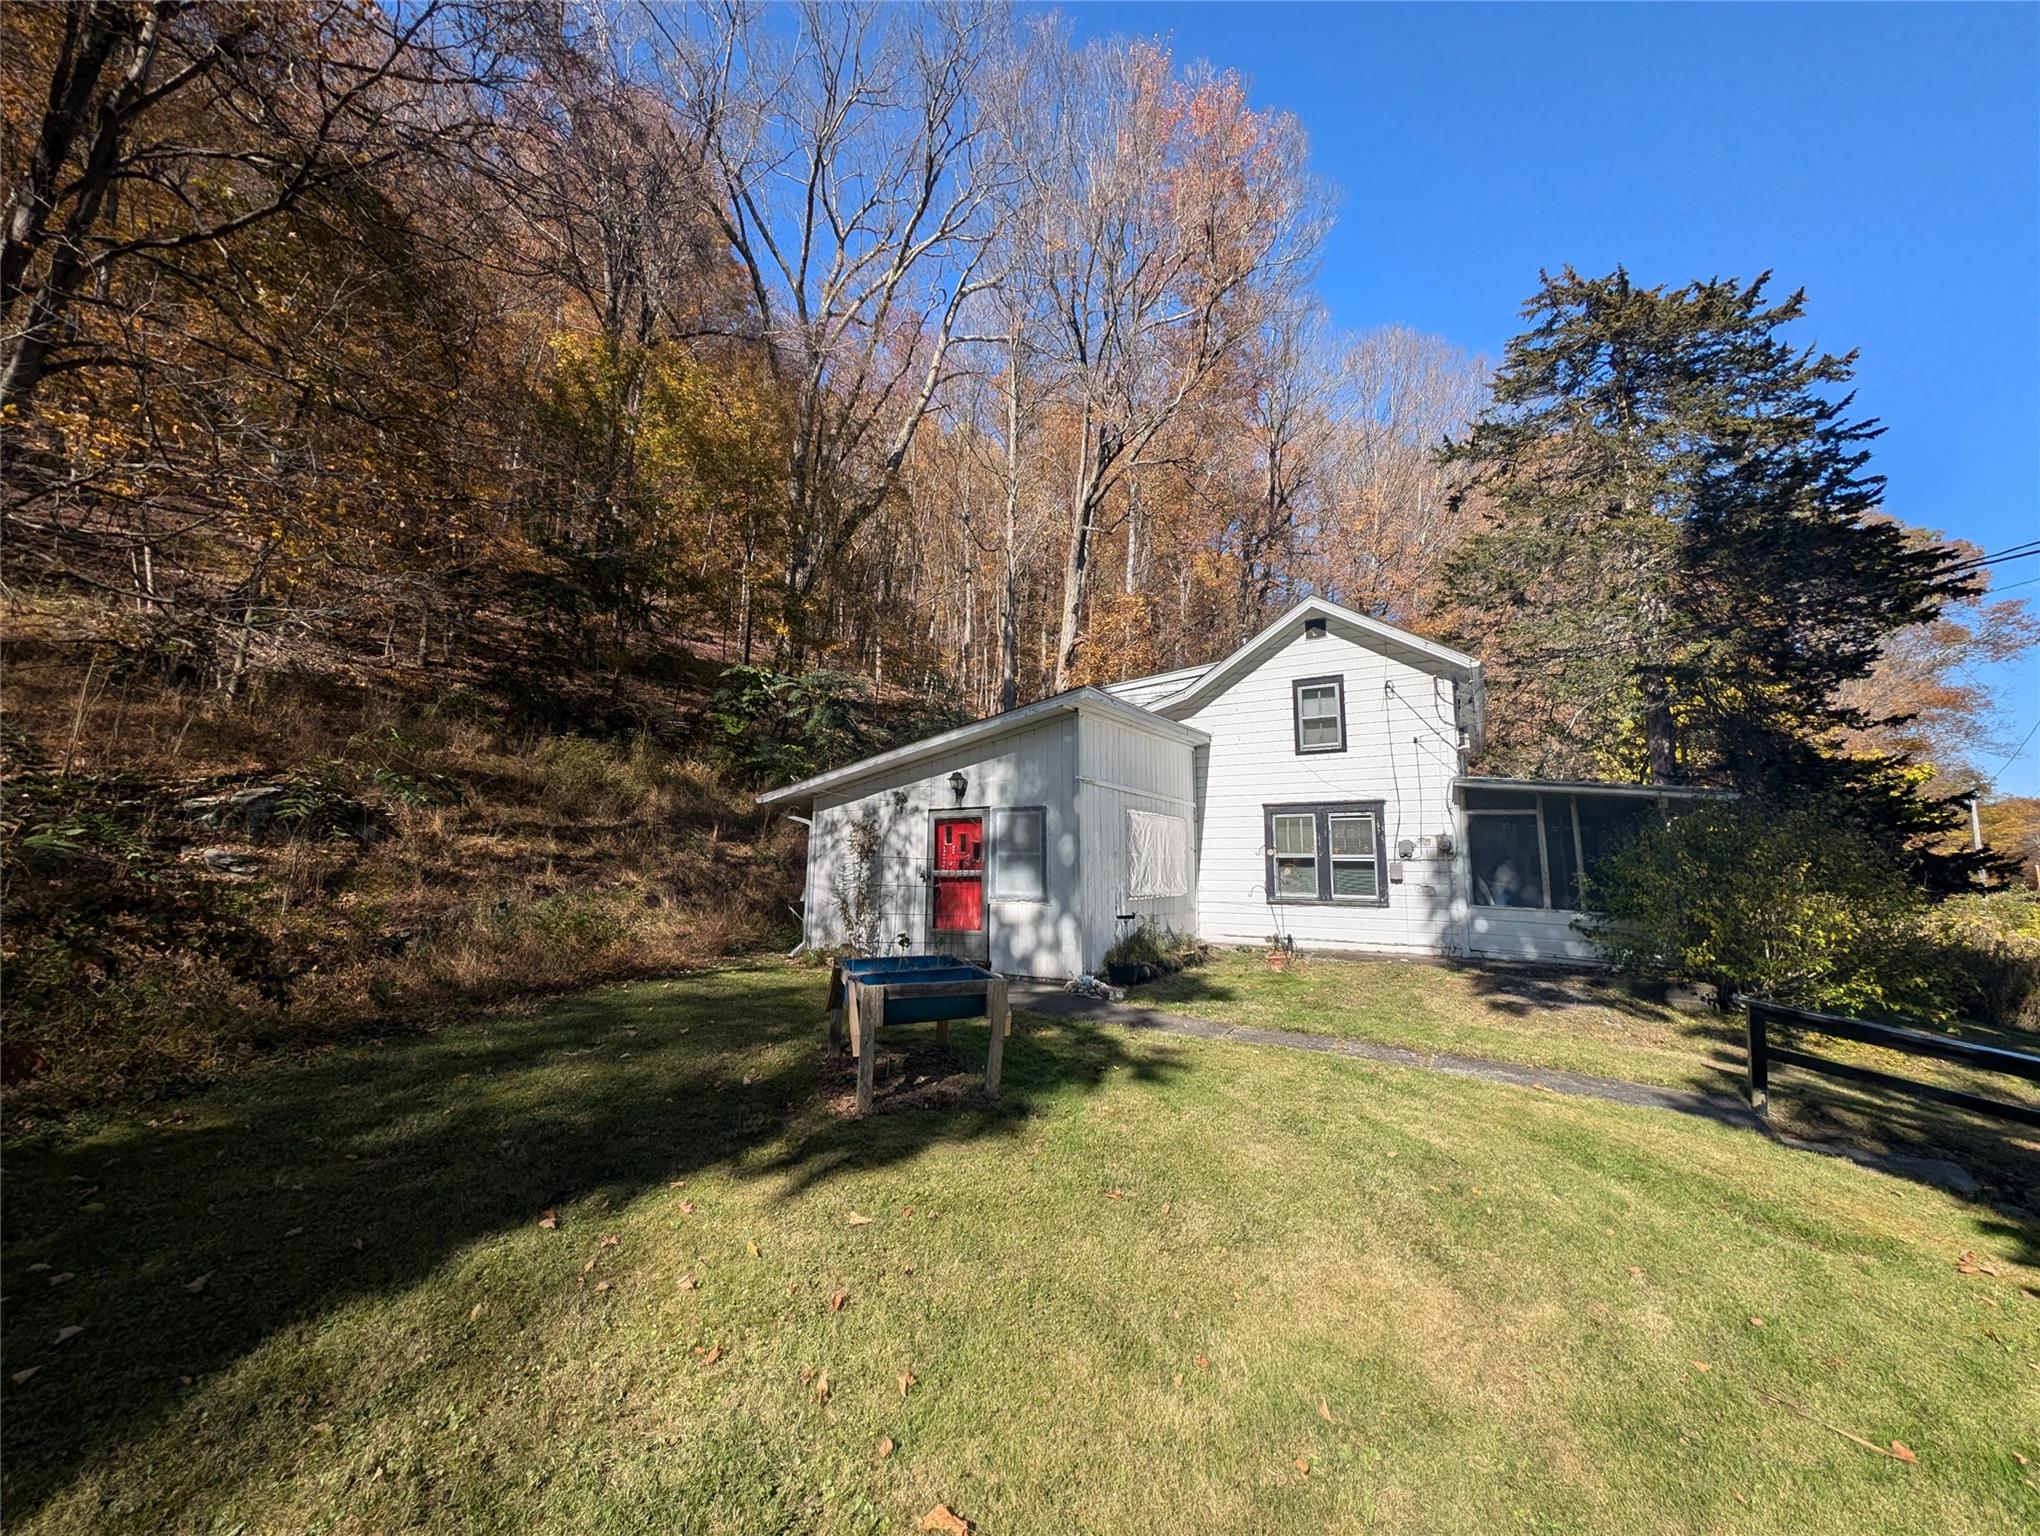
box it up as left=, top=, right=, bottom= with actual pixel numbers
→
left=1057, top=1, right=2040, bottom=793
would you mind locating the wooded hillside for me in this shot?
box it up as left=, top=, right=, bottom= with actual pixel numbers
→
left=4, top=2, right=2033, bottom=1105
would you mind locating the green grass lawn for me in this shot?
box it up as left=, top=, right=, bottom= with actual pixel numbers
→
left=4, top=962, right=2037, bottom=1534
left=1138, top=949, right=2040, bottom=1195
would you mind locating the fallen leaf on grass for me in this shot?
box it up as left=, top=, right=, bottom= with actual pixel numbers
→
left=1194, top=1355, right=1209, bottom=1371
left=745, top=1240, right=759, bottom=1257
left=847, top=1212, right=874, bottom=1226
left=1294, top=1457, right=1310, bottom=1476
left=593, top=1280, right=611, bottom=1293
left=899, top=1371, right=917, bottom=1396
left=1318, top=1398, right=1333, bottom=1422
left=678, top=1274, right=698, bottom=1291
left=27, top=1263, right=50, bottom=1274
left=48, top=1272, right=74, bottom=1286
left=813, top=1372, right=830, bottom=1402
left=284, top=1226, right=304, bottom=1238
left=678, top=1200, right=696, bottom=1216
left=599, top=1234, right=619, bottom=1248
left=1626, top=1266, right=1644, bottom=1279
left=668, top=1179, right=686, bottom=1189
left=697, top=1345, right=723, bottom=1365
left=185, top=1274, right=209, bottom=1294
left=1690, top=1361, right=1711, bottom=1372
left=1890, top=1441, right=1918, bottom=1464
left=919, top=1505, right=970, bottom=1535
left=1104, top=1189, right=1126, bottom=1200
left=54, top=1326, right=82, bottom=1345
left=1173, top=1373, right=1184, bottom=1388
left=829, top=1290, right=848, bottom=1312
left=1955, top=1251, right=2000, bottom=1277
left=469, top=1303, right=483, bottom=1320
left=581, top=1257, right=598, bottom=1274
left=311, top=1421, right=332, bottom=1435
left=1748, top=1316, right=1765, bottom=1328
left=537, top=1211, right=558, bottom=1230
left=877, top=1436, right=895, bottom=1459
left=12, top=1367, right=40, bottom=1385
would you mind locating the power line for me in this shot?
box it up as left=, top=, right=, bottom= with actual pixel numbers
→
left=1997, top=717, right=2040, bottom=778
left=1944, top=541, right=2040, bottom=576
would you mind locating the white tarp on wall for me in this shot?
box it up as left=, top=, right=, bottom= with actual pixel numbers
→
left=1126, top=809, right=1190, bottom=899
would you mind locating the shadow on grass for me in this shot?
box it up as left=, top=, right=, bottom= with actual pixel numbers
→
left=0, top=962, right=1180, bottom=1522
left=1098, top=958, right=2039, bottom=1256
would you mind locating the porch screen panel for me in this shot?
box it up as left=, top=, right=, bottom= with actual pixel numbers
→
left=1467, top=813, right=1545, bottom=908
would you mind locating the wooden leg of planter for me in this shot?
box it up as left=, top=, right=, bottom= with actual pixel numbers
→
left=855, top=985, right=881, bottom=1116
left=984, top=978, right=1007, bottom=1101
left=845, top=983, right=862, bottom=1060
left=826, top=962, right=843, bottom=1053
left=935, top=1017, right=949, bottom=1048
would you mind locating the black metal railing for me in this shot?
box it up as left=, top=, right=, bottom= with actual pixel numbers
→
left=1744, top=998, right=2040, bottom=1128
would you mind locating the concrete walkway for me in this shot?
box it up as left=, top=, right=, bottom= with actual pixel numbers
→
left=1012, top=984, right=1992, bottom=1196
left=1014, top=982, right=1762, bottom=1129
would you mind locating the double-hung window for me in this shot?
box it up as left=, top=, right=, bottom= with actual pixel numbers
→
left=1264, top=801, right=1388, bottom=905
left=1292, top=676, right=1346, bottom=754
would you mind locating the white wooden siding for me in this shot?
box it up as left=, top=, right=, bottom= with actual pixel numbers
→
left=1073, top=711, right=1200, bottom=968
left=1171, top=624, right=1469, bottom=955
left=1461, top=906, right=1604, bottom=963
left=803, top=713, right=1084, bottom=978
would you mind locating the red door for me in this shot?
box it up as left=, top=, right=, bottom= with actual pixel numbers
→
left=931, top=816, right=985, bottom=936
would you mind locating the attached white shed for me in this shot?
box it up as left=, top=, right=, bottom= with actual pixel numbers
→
left=759, top=688, right=1207, bottom=979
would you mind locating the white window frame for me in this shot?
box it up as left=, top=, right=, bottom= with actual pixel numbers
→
left=987, top=805, right=1047, bottom=903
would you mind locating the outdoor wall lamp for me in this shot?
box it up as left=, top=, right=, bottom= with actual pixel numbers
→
left=948, top=770, right=968, bottom=803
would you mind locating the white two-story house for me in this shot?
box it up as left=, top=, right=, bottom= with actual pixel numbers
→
left=758, top=596, right=1708, bottom=977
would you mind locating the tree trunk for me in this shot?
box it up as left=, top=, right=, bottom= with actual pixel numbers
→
left=998, top=487, right=1020, bottom=713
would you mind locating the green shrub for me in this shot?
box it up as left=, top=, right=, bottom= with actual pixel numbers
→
left=702, top=666, right=869, bottom=787
left=1581, top=797, right=1951, bottom=1019
left=1924, top=888, right=2040, bottom=1030
left=1103, top=923, right=1201, bottom=976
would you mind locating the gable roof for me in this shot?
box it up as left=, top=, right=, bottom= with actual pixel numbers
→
left=1142, top=596, right=1480, bottom=718
left=1101, top=662, right=1215, bottom=705
left=755, top=686, right=1208, bottom=808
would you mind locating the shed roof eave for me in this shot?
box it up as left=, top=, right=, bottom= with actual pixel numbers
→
left=1454, top=776, right=1737, bottom=801
left=754, top=687, right=1203, bottom=809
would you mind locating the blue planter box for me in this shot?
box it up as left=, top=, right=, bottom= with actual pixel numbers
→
left=838, top=955, right=989, bottom=1022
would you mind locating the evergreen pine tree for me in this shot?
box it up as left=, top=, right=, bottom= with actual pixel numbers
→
left=1442, top=267, right=1986, bottom=889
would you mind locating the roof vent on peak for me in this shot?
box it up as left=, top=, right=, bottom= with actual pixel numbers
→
left=1302, top=615, right=1328, bottom=641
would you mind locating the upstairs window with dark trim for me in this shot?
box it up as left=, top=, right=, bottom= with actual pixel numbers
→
left=1293, top=675, right=1346, bottom=754
left=1264, top=801, right=1388, bottom=906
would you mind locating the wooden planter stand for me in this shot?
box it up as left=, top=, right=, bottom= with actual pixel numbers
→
left=825, top=957, right=1012, bottom=1116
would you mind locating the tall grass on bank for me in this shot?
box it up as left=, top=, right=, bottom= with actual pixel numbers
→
left=2, top=670, right=803, bottom=1116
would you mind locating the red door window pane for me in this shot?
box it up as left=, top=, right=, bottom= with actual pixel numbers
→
left=933, top=816, right=984, bottom=931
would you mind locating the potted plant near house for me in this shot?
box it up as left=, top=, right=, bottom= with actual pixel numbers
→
left=1265, top=932, right=1295, bottom=972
